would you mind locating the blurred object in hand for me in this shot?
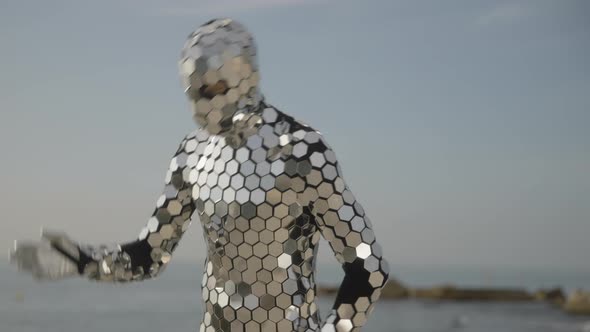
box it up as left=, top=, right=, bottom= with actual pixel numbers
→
left=9, top=229, right=80, bottom=281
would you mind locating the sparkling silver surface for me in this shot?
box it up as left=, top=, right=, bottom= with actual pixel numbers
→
left=13, top=18, right=389, bottom=332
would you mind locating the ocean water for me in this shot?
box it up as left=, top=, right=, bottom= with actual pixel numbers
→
left=1, top=262, right=590, bottom=332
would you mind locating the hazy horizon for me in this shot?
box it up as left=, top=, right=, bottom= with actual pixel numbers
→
left=0, top=0, right=588, bottom=270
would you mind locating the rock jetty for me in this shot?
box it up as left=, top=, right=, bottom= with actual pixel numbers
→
left=409, top=285, right=533, bottom=301
left=317, top=279, right=589, bottom=316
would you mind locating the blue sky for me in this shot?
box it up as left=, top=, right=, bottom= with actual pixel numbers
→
left=0, top=0, right=588, bottom=269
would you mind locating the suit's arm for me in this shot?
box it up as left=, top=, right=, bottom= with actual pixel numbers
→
left=304, top=140, right=389, bottom=331
left=77, top=130, right=208, bottom=282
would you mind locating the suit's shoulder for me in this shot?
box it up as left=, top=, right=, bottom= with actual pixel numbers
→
left=175, top=128, right=210, bottom=156
left=257, top=104, right=338, bottom=170
left=184, top=128, right=210, bottom=143
left=260, top=104, right=326, bottom=143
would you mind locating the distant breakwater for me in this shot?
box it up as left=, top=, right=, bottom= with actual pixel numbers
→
left=317, top=277, right=590, bottom=316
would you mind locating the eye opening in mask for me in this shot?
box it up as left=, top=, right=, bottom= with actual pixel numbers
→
left=200, top=80, right=229, bottom=99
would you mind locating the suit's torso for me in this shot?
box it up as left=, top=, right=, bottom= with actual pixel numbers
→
left=182, top=106, right=329, bottom=332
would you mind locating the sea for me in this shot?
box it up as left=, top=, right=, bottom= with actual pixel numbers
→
left=1, top=262, right=590, bottom=332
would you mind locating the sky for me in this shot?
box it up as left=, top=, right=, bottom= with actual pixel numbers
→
left=0, top=0, right=588, bottom=271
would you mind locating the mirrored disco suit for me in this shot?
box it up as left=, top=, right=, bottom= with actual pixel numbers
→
left=11, top=18, right=389, bottom=332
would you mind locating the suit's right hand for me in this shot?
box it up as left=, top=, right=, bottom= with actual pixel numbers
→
left=9, top=230, right=81, bottom=281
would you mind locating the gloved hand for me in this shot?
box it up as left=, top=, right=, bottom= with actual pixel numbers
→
left=9, top=229, right=82, bottom=281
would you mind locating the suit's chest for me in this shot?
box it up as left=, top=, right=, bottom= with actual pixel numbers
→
left=189, top=132, right=311, bottom=225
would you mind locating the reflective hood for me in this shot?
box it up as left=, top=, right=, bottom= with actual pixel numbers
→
left=179, top=18, right=263, bottom=135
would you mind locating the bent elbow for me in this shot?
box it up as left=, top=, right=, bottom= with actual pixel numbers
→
left=377, top=256, right=390, bottom=289
left=368, top=256, right=390, bottom=305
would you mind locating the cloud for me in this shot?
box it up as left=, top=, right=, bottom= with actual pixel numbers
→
left=477, top=2, right=532, bottom=26
left=139, top=0, right=323, bottom=16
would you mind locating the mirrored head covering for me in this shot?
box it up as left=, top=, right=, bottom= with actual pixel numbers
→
left=179, top=18, right=263, bottom=134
